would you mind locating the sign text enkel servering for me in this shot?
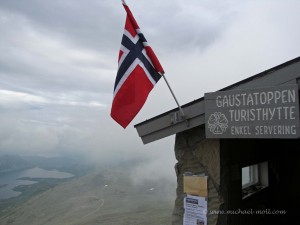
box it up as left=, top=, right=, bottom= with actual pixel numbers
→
left=205, top=84, right=300, bottom=138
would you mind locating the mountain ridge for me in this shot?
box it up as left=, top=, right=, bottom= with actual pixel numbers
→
left=0, top=155, right=33, bottom=173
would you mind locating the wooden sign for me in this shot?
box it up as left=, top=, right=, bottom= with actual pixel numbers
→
left=205, top=84, right=300, bottom=138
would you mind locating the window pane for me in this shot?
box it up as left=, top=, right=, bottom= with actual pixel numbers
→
left=242, top=166, right=250, bottom=186
left=250, top=164, right=259, bottom=184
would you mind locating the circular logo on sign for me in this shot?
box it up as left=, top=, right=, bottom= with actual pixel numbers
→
left=208, top=112, right=228, bottom=134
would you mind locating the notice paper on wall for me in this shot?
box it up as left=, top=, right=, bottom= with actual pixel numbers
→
left=183, top=175, right=208, bottom=197
left=183, top=195, right=207, bottom=225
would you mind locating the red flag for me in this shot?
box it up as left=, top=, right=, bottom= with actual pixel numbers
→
left=111, top=1, right=164, bottom=128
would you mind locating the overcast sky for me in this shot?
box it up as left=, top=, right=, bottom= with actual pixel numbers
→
left=1, top=0, right=300, bottom=178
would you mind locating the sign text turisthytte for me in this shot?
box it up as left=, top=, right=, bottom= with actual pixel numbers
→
left=205, top=85, right=300, bottom=138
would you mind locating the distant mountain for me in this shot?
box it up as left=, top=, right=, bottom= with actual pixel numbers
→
left=23, top=155, right=93, bottom=176
left=0, top=155, right=33, bottom=173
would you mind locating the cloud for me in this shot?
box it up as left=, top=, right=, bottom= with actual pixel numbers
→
left=146, top=0, right=238, bottom=53
left=0, top=0, right=300, bottom=183
left=0, top=89, right=47, bottom=104
left=0, top=0, right=123, bottom=50
left=0, top=8, right=114, bottom=114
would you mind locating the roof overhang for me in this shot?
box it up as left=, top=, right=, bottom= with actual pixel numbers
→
left=135, top=57, right=300, bottom=144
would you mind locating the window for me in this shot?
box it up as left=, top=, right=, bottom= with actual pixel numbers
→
left=242, top=161, right=268, bottom=199
left=242, top=164, right=258, bottom=188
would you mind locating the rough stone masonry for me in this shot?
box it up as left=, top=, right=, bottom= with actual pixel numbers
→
left=172, top=126, right=222, bottom=225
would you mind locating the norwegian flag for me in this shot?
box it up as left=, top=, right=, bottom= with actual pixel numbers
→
left=111, top=1, right=164, bottom=128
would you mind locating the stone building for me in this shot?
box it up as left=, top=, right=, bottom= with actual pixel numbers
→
left=135, top=57, right=300, bottom=225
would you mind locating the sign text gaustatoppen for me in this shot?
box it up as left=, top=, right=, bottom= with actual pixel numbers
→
left=205, top=85, right=300, bottom=138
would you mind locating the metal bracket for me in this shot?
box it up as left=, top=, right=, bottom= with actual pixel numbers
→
left=170, top=111, right=190, bottom=127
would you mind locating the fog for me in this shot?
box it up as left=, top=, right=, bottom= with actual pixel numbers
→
left=1, top=0, right=300, bottom=181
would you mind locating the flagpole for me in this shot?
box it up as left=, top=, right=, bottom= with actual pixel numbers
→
left=160, top=72, right=186, bottom=118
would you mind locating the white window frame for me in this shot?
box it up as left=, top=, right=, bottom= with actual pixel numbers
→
left=242, top=161, right=269, bottom=199
left=242, top=164, right=259, bottom=189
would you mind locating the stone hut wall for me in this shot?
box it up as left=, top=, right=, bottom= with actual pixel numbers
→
left=172, top=126, right=222, bottom=225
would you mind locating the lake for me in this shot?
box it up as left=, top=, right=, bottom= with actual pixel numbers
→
left=0, top=167, right=74, bottom=200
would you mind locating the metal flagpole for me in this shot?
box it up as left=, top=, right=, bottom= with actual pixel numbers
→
left=160, top=72, right=186, bottom=118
